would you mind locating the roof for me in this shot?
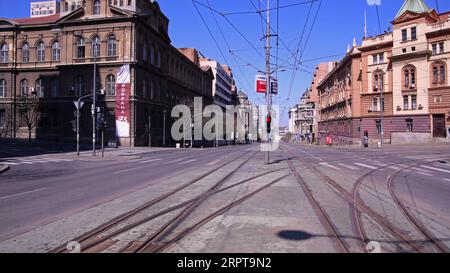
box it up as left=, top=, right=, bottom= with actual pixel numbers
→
left=395, top=0, right=431, bottom=19
left=9, top=14, right=60, bottom=25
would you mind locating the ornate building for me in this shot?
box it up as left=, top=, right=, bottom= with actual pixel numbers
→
left=0, top=0, right=214, bottom=146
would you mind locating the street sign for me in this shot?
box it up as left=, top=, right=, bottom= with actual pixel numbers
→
left=255, top=75, right=267, bottom=93
left=74, top=110, right=80, bottom=118
left=71, top=120, right=77, bottom=133
left=270, top=78, right=278, bottom=95
left=74, top=101, right=84, bottom=110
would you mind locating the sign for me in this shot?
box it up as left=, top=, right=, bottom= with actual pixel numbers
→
left=73, top=101, right=84, bottom=110
left=115, top=65, right=131, bottom=138
left=270, top=78, right=278, bottom=95
left=255, top=75, right=267, bottom=93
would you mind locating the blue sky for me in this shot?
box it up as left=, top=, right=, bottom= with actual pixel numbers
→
left=1, top=0, right=450, bottom=125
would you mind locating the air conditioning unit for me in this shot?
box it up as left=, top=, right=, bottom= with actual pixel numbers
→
left=99, top=89, right=105, bottom=95
left=368, top=107, right=373, bottom=112
left=410, top=83, right=415, bottom=89
left=69, top=86, right=75, bottom=92
left=374, top=86, right=378, bottom=91
left=29, top=87, right=36, bottom=95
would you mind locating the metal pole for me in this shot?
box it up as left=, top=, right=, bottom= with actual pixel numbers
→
left=264, top=0, right=271, bottom=165
left=92, top=42, right=97, bottom=156
left=380, top=71, right=384, bottom=147
left=77, top=103, right=80, bottom=156
left=162, top=110, right=166, bottom=146
left=101, top=129, right=104, bottom=158
left=148, top=115, right=151, bottom=148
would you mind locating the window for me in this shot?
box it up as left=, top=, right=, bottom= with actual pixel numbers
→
left=432, top=42, right=445, bottom=55
left=107, top=35, right=117, bottom=56
left=76, top=37, right=85, bottom=58
left=376, top=119, right=382, bottom=134
left=411, top=95, right=417, bottom=110
left=434, top=96, right=442, bottom=103
left=142, top=79, right=147, bottom=97
left=0, top=43, right=8, bottom=63
left=150, top=45, right=155, bottom=65
left=93, top=0, right=101, bottom=15
left=64, top=2, right=68, bottom=11
left=35, top=78, right=44, bottom=98
left=150, top=81, right=154, bottom=99
left=372, top=53, right=384, bottom=64
left=439, top=42, right=444, bottom=54
left=432, top=44, right=437, bottom=55
left=22, top=43, right=30, bottom=63
left=402, top=29, right=408, bottom=42
left=431, top=62, right=446, bottom=85
left=403, top=65, right=416, bottom=89
left=157, top=51, right=161, bottom=68
left=406, top=118, right=413, bottom=132
left=20, top=79, right=28, bottom=96
left=411, top=27, right=417, bottom=40
left=372, top=97, right=384, bottom=112
left=403, top=95, right=409, bottom=110
left=51, top=78, right=59, bottom=97
left=142, top=41, right=148, bottom=61
left=0, top=109, right=5, bottom=128
left=0, top=79, right=6, bottom=97
left=75, top=75, right=84, bottom=96
left=373, top=71, right=384, bottom=92
left=37, top=42, right=45, bottom=62
left=52, top=41, right=60, bottom=61
left=106, top=75, right=115, bottom=95
left=92, top=36, right=100, bottom=57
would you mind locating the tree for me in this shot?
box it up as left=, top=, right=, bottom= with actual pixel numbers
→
left=0, top=110, right=16, bottom=138
left=17, top=95, right=41, bottom=143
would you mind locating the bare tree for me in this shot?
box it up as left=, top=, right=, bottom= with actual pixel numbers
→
left=0, top=110, right=17, bottom=138
left=17, top=95, right=41, bottom=143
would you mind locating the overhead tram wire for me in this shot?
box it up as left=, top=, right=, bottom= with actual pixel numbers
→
left=203, top=0, right=255, bottom=92
left=191, top=0, right=249, bottom=92
left=282, top=0, right=323, bottom=117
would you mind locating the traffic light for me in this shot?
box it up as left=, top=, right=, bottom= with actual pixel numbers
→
left=266, top=115, right=272, bottom=134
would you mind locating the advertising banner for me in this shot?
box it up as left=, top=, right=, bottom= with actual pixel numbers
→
left=115, top=65, right=131, bottom=138
left=255, top=75, right=267, bottom=93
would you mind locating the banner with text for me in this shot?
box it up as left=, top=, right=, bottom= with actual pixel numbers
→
left=115, top=65, right=131, bottom=138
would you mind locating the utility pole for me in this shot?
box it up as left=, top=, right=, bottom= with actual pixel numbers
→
left=380, top=70, right=384, bottom=148
left=92, top=41, right=98, bottom=156
left=162, top=110, right=166, bottom=146
left=264, top=0, right=271, bottom=165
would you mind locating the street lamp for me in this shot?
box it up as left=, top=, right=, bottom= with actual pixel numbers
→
left=76, top=34, right=100, bottom=156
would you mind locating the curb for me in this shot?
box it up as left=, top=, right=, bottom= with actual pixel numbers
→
left=0, top=164, right=10, bottom=174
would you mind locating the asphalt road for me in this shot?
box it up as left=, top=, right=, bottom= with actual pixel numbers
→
left=0, top=142, right=449, bottom=252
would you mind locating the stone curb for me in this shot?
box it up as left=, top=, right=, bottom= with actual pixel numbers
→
left=0, top=164, right=10, bottom=174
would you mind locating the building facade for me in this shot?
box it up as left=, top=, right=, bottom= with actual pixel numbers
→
left=0, top=0, right=214, bottom=146
left=31, top=0, right=61, bottom=18
left=199, top=58, right=234, bottom=109
left=315, top=0, right=450, bottom=145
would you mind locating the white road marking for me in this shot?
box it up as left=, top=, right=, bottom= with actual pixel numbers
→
left=319, top=162, right=341, bottom=171
left=167, top=158, right=184, bottom=164
left=443, top=178, right=450, bottom=182
left=387, top=166, right=401, bottom=170
left=0, top=187, right=48, bottom=200
left=421, top=165, right=450, bottom=174
left=139, top=158, right=162, bottom=164
left=207, top=159, right=220, bottom=166
left=354, top=163, right=378, bottom=170
left=177, top=159, right=197, bottom=165
left=412, top=167, right=432, bottom=173
left=416, top=171, right=433, bottom=177
left=337, top=163, right=359, bottom=170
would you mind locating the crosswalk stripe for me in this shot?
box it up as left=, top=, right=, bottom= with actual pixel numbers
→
left=207, top=159, right=220, bottom=166
left=177, top=159, right=197, bottom=165
left=417, top=171, right=433, bottom=177
left=338, top=163, right=359, bottom=170
left=421, top=165, right=450, bottom=174
left=139, top=158, right=162, bottom=164
left=354, top=163, right=378, bottom=170
left=319, top=162, right=340, bottom=171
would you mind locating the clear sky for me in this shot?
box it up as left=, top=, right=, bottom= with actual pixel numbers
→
left=1, top=0, right=450, bottom=125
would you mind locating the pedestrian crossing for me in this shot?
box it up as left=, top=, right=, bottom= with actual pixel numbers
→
left=317, top=160, right=450, bottom=180
left=1, top=157, right=72, bottom=166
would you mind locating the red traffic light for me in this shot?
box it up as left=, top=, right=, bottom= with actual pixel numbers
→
left=266, top=115, right=272, bottom=123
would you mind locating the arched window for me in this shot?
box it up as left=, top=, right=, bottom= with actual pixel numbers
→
left=106, top=75, right=115, bottom=95
left=107, top=35, right=117, bottom=56
left=37, top=41, right=45, bottom=62
left=0, top=43, right=8, bottom=63
left=76, top=37, right=85, bottom=58
left=92, top=36, right=100, bottom=57
left=76, top=75, right=84, bottom=96
left=22, top=43, right=30, bottom=63
left=402, top=65, right=416, bottom=89
left=35, top=78, right=44, bottom=98
left=93, top=0, right=101, bottom=15
left=64, top=2, right=69, bottom=11
left=431, top=61, right=447, bottom=85
left=52, top=41, right=60, bottom=61
left=0, top=79, right=6, bottom=98
left=20, top=79, right=28, bottom=96
left=373, top=70, right=384, bottom=92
